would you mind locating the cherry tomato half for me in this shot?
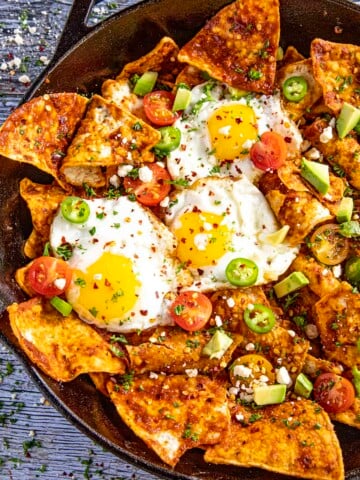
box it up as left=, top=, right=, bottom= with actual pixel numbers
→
left=124, top=163, right=171, bottom=206
left=27, top=256, right=72, bottom=297
left=143, top=90, right=180, bottom=126
left=313, top=373, right=355, bottom=413
left=310, top=223, right=349, bottom=266
left=250, top=131, right=287, bottom=171
left=169, top=291, right=212, bottom=331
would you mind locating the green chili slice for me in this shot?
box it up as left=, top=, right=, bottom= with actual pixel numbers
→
left=61, top=196, right=90, bottom=224
left=155, top=126, right=181, bottom=154
left=282, top=76, right=308, bottom=102
left=225, top=258, right=258, bottom=286
left=244, top=303, right=275, bottom=334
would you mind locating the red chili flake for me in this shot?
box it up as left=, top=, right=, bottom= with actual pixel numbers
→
left=284, top=136, right=292, bottom=143
left=235, top=117, right=242, bottom=124
left=104, top=279, right=111, bottom=287
left=180, top=144, right=187, bottom=151
left=140, top=310, right=148, bottom=316
left=93, top=283, right=99, bottom=289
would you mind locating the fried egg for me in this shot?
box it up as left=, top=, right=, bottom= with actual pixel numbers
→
left=50, top=196, right=190, bottom=332
left=164, top=176, right=299, bottom=291
left=167, top=81, right=303, bottom=185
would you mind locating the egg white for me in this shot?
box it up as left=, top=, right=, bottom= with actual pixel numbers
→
left=50, top=196, right=189, bottom=332
left=167, top=81, right=303, bottom=186
left=165, top=176, right=299, bottom=292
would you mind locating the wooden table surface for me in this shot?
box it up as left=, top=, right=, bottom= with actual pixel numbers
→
left=1, top=0, right=360, bottom=479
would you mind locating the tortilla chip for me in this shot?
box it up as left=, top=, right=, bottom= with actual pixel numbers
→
left=61, top=95, right=161, bottom=187
left=302, top=354, right=344, bottom=379
left=0, top=93, right=88, bottom=188
left=210, top=288, right=309, bottom=380
left=126, top=326, right=242, bottom=375
left=331, top=397, right=360, bottom=430
left=314, top=282, right=360, bottom=368
left=108, top=374, right=230, bottom=467
left=89, top=372, right=112, bottom=397
left=101, top=78, right=146, bottom=120
left=279, top=45, right=305, bottom=67
left=204, top=399, right=344, bottom=480
left=289, top=253, right=340, bottom=298
left=116, top=36, right=183, bottom=86
left=277, top=58, right=323, bottom=121
left=178, top=0, right=280, bottom=94
left=175, top=65, right=206, bottom=89
left=20, top=178, right=66, bottom=238
left=7, top=297, right=126, bottom=382
left=311, top=38, right=360, bottom=113
left=23, top=229, right=45, bottom=259
left=303, top=118, right=360, bottom=190
left=265, top=189, right=332, bottom=245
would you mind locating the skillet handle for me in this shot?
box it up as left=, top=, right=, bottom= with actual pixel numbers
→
left=49, top=0, right=95, bottom=67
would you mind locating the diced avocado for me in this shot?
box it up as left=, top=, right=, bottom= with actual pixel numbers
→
left=172, top=86, right=191, bottom=112
left=202, top=330, right=233, bottom=360
left=294, top=373, right=313, bottom=398
left=133, top=71, right=158, bottom=96
left=352, top=366, right=360, bottom=397
left=300, top=158, right=330, bottom=195
left=253, top=384, right=286, bottom=406
left=265, top=225, right=290, bottom=245
left=228, top=86, right=249, bottom=99
left=336, top=102, right=360, bottom=139
left=336, top=196, right=354, bottom=223
left=273, top=271, right=309, bottom=298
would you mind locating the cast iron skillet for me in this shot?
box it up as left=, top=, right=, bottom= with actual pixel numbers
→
left=1, top=0, right=360, bottom=478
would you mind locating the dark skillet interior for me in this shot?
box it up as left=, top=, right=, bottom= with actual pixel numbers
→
left=1, top=0, right=360, bottom=478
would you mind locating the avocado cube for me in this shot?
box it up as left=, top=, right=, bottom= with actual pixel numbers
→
left=253, top=384, right=286, bottom=406
left=336, top=197, right=354, bottom=223
left=273, top=271, right=309, bottom=298
left=202, top=330, right=233, bottom=360
left=300, top=158, right=330, bottom=195
left=336, top=102, right=360, bottom=139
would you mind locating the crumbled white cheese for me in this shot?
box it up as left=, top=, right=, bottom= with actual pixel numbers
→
left=235, top=412, right=244, bottom=422
left=287, top=329, right=296, bottom=338
left=214, top=315, right=223, bottom=327
left=306, top=147, right=321, bottom=160
left=228, top=386, right=239, bottom=396
left=117, top=164, right=133, bottom=177
left=109, top=174, right=120, bottom=188
left=28, top=26, right=37, bottom=34
left=185, top=368, right=198, bottom=378
left=332, top=265, right=342, bottom=278
left=160, top=196, right=170, bottom=208
left=245, top=342, right=255, bottom=352
left=276, top=366, right=291, bottom=385
left=320, top=125, right=333, bottom=143
left=39, top=56, right=50, bottom=65
left=13, top=33, right=24, bottom=45
left=194, top=233, right=209, bottom=251
left=149, top=371, right=158, bottom=379
left=53, top=278, right=67, bottom=290
left=93, top=273, right=103, bottom=281
left=233, top=364, right=252, bottom=378
left=138, top=165, right=153, bottom=183
left=226, top=297, right=235, bottom=308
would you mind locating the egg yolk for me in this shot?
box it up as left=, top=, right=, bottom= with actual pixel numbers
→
left=207, top=104, right=257, bottom=161
left=173, top=211, right=233, bottom=269
left=69, top=252, right=140, bottom=325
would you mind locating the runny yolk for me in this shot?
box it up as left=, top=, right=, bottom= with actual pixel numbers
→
left=69, top=251, right=140, bottom=324
left=172, top=211, right=233, bottom=269
left=207, top=104, right=258, bottom=161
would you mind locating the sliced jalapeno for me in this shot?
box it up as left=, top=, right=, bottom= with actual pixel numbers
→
left=155, top=126, right=181, bottom=154
left=61, top=196, right=90, bottom=224
left=225, top=258, right=258, bottom=286
left=244, top=303, right=275, bottom=334
left=282, top=76, right=308, bottom=102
